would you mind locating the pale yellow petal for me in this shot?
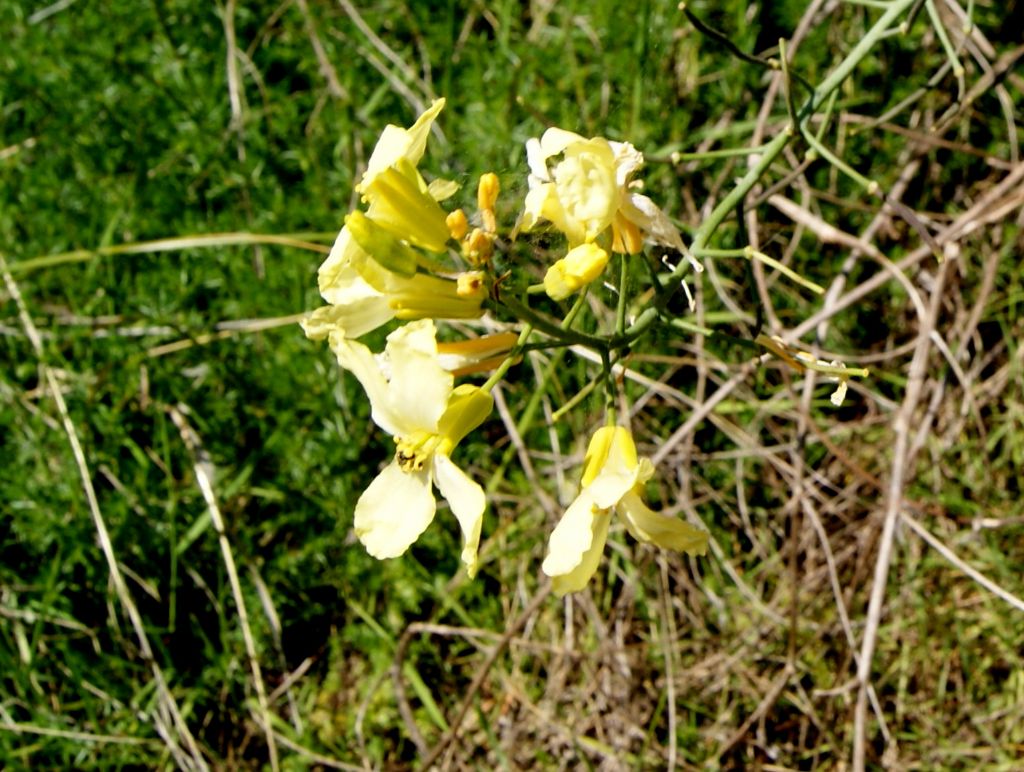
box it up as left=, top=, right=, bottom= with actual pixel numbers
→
left=301, top=299, right=394, bottom=341
left=427, top=177, right=460, bottom=202
left=354, top=460, right=436, bottom=559
left=580, top=426, right=615, bottom=488
left=619, top=192, right=686, bottom=252
left=363, top=164, right=451, bottom=253
left=539, top=127, right=586, bottom=159
left=609, top=140, right=644, bottom=187
left=437, top=385, right=493, bottom=449
left=619, top=491, right=709, bottom=554
left=521, top=182, right=561, bottom=233
left=360, top=98, right=445, bottom=190
left=582, top=426, right=639, bottom=508
left=318, top=227, right=365, bottom=301
left=542, top=494, right=612, bottom=596
left=400, top=97, right=446, bottom=166
left=525, top=136, right=550, bottom=181
left=550, top=511, right=609, bottom=594
left=384, top=320, right=452, bottom=431
left=319, top=259, right=385, bottom=309
left=542, top=490, right=601, bottom=577
left=384, top=272, right=485, bottom=321
left=552, top=137, right=619, bottom=242
left=328, top=334, right=405, bottom=437
left=830, top=381, right=848, bottom=406
left=433, top=453, right=486, bottom=577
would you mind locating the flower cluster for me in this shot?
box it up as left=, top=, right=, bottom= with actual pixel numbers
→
left=522, top=127, right=702, bottom=302
left=302, top=99, right=486, bottom=343
left=304, top=100, right=712, bottom=593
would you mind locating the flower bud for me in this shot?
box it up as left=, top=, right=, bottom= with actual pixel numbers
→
left=477, top=172, right=500, bottom=212
left=456, top=270, right=487, bottom=298
left=543, top=243, right=610, bottom=301
left=446, top=209, right=470, bottom=241
left=463, top=228, right=494, bottom=266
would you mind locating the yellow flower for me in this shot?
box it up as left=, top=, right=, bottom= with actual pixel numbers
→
left=303, top=227, right=401, bottom=340
left=521, top=128, right=701, bottom=268
left=302, top=226, right=484, bottom=342
left=543, top=243, right=609, bottom=300
left=361, top=159, right=452, bottom=253
left=329, top=320, right=493, bottom=576
left=542, top=426, right=709, bottom=595
left=522, top=129, right=619, bottom=246
left=350, top=99, right=454, bottom=253
left=356, top=98, right=446, bottom=194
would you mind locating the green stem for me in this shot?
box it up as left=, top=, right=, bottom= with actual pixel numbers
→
left=562, top=285, right=590, bottom=329
left=550, top=375, right=600, bottom=421
left=925, top=0, right=965, bottom=98
left=499, top=294, right=608, bottom=351
left=690, top=129, right=792, bottom=255
left=801, top=128, right=881, bottom=194
left=481, top=323, right=533, bottom=392
left=615, top=254, right=630, bottom=336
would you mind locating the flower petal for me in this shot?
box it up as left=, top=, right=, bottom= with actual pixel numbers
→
left=551, top=138, right=618, bottom=244
left=437, top=385, right=493, bottom=448
left=433, top=453, right=486, bottom=577
left=354, top=459, right=436, bottom=559
left=619, top=193, right=685, bottom=252
left=328, top=334, right=405, bottom=437
left=542, top=490, right=599, bottom=573
left=385, top=272, right=485, bottom=321
left=609, top=140, right=644, bottom=187
left=542, top=491, right=612, bottom=596
left=585, top=427, right=640, bottom=509
left=360, top=98, right=445, bottom=191
left=318, top=227, right=365, bottom=302
left=363, top=163, right=451, bottom=253
left=521, top=182, right=562, bottom=234
left=427, top=177, right=460, bottom=202
left=301, top=299, right=394, bottom=341
left=525, top=137, right=550, bottom=182
left=618, top=490, right=709, bottom=554
left=539, top=127, right=586, bottom=159
left=384, top=320, right=453, bottom=431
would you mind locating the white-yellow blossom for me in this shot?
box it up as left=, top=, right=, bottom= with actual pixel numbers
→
left=352, top=98, right=456, bottom=253
left=302, top=226, right=483, bottom=342
left=357, top=98, right=446, bottom=194
left=521, top=128, right=700, bottom=273
left=542, top=426, right=708, bottom=595
left=302, top=99, right=482, bottom=341
left=329, top=320, right=492, bottom=576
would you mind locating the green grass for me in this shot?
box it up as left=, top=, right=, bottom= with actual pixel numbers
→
left=3, top=0, right=1024, bottom=768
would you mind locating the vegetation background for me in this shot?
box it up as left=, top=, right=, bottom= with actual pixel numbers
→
left=3, top=0, right=1023, bottom=768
